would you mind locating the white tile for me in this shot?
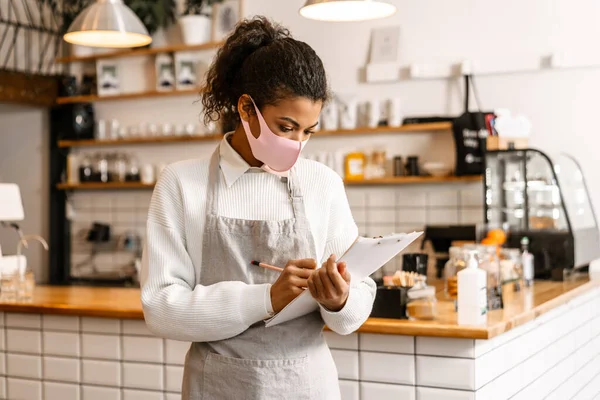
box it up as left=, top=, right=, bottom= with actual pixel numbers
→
left=123, top=390, right=164, bottom=400
left=82, top=334, right=120, bottom=360
left=166, top=365, right=183, bottom=393
left=361, top=352, right=415, bottom=385
left=416, top=337, right=475, bottom=358
left=351, top=208, right=367, bottom=223
left=427, top=208, right=459, bottom=224
left=367, top=188, right=396, bottom=207
left=82, top=386, right=121, bottom=400
left=416, top=387, right=475, bottom=400
left=82, top=360, right=121, bottom=386
left=0, top=377, right=5, bottom=399
left=7, top=378, right=42, bottom=400
left=339, top=380, right=359, bottom=400
left=331, top=350, right=359, bottom=380
left=166, top=394, right=179, bottom=400
left=0, top=329, right=4, bottom=351
left=6, top=329, right=41, bottom=354
left=122, top=320, right=154, bottom=336
left=7, top=354, right=41, bottom=379
left=122, top=336, right=163, bottom=363
left=368, top=208, right=396, bottom=224
left=460, top=208, right=484, bottom=225
left=44, top=356, right=80, bottom=383
left=346, top=188, right=367, bottom=207
left=123, top=362, right=164, bottom=390
left=361, top=382, right=415, bottom=400
left=396, top=191, right=427, bottom=207
left=43, top=331, right=80, bottom=357
left=427, top=190, right=459, bottom=207
left=5, top=313, right=40, bottom=329
left=416, top=355, right=474, bottom=390
left=165, top=339, right=190, bottom=365
left=360, top=333, right=414, bottom=354
left=324, top=332, right=358, bottom=350
left=44, top=382, right=80, bottom=400
left=81, top=317, right=120, bottom=334
left=397, top=208, right=427, bottom=225
left=0, top=353, right=4, bottom=375
left=42, top=315, right=80, bottom=332
left=460, top=186, right=483, bottom=207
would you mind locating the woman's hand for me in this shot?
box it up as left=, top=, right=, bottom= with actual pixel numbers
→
left=270, top=259, right=317, bottom=314
left=307, top=255, right=351, bottom=312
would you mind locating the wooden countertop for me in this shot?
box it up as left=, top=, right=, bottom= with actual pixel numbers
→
left=0, top=279, right=597, bottom=339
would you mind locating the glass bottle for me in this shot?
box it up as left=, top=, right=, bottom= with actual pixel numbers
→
left=444, top=246, right=468, bottom=301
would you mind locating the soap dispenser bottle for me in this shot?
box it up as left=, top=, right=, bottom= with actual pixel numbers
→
left=457, top=251, right=488, bottom=325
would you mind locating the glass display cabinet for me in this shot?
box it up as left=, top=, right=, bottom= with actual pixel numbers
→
left=484, top=149, right=600, bottom=280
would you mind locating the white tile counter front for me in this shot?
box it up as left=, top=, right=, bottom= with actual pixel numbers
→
left=0, top=284, right=598, bottom=399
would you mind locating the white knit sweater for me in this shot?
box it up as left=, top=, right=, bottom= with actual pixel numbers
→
left=140, top=135, right=376, bottom=342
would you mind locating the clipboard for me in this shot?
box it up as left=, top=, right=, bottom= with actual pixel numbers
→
left=265, top=231, right=423, bottom=327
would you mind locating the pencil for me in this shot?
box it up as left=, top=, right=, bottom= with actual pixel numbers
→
left=251, top=260, right=284, bottom=273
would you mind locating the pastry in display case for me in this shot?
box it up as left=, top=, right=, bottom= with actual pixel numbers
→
left=484, top=149, right=600, bottom=280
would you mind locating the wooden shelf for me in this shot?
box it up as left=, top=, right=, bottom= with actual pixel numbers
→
left=344, top=175, right=482, bottom=185
left=57, top=122, right=452, bottom=148
left=57, top=175, right=480, bottom=190
left=56, top=88, right=202, bottom=105
left=56, top=182, right=155, bottom=191
left=58, top=134, right=223, bottom=148
left=55, top=41, right=224, bottom=63
left=317, top=121, right=452, bottom=136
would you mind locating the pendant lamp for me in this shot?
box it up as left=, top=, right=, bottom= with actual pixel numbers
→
left=63, top=0, right=151, bottom=48
left=299, top=0, right=397, bottom=22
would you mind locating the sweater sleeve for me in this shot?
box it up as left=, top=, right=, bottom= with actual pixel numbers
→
left=140, top=166, right=272, bottom=342
left=318, top=175, right=376, bottom=335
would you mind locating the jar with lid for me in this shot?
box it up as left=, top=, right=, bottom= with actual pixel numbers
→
left=78, top=154, right=93, bottom=183
left=478, top=245, right=504, bottom=310
left=406, top=276, right=437, bottom=320
left=444, top=246, right=469, bottom=301
left=126, top=156, right=141, bottom=182
left=110, top=153, right=128, bottom=182
left=92, top=153, right=109, bottom=183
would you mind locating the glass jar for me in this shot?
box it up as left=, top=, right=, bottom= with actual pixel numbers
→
left=126, top=156, right=141, bottom=182
left=499, top=248, right=522, bottom=284
left=406, top=276, right=437, bottom=320
left=93, top=153, right=109, bottom=183
left=78, top=154, right=93, bottom=183
left=478, top=245, right=504, bottom=310
left=444, top=246, right=468, bottom=300
left=110, top=153, right=128, bottom=182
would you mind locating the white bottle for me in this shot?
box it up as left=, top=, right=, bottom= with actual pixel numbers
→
left=521, top=237, right=534, bottom=286
left=457, top=251, right=488, bottom=325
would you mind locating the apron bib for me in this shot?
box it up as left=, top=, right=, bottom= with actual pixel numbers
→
left=181, top=148, right=340, bottom=400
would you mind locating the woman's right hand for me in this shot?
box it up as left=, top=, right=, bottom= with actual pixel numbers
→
left=270, top=259, right=317, bottom=314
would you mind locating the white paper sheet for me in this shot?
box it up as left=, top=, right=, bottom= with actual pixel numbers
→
left=265, top=231, right=423, bottom=327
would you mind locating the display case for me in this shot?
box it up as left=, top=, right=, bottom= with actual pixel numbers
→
left=484, top=149, right=600, bottom=280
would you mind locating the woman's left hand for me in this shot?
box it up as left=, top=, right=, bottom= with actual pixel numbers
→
left=307, top=254, right=351, bottom=312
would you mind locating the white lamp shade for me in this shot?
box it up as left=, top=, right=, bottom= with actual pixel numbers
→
left=300, top=0, right=397, bottom=22
left=64, top=0, right=151, bottom=48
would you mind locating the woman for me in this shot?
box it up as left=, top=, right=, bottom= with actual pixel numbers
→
left=141, top=16, right=376, bottom=400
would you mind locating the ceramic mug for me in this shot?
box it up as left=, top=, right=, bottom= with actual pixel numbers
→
left=320, top=101, right=339, bottom=131
left=387, top=97, right=403, bottom=127
left=338, top=98, right=358, bottom=130
left=141, top=164, right=155, bottom=184
left=366, top=100, right=380, bottom=128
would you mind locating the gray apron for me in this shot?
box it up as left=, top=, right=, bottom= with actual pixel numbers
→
left=181, top=148, right=340, bottom=400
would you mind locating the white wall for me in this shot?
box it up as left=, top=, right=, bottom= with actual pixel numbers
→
left=93, top=0, right=600, bottom=219
left=0, top=103, right=49, bottom=282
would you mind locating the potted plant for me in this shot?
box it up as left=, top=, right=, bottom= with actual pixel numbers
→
left=179, top=0, right=224, bottom=45
left=125, top=0, right=177, bottom=46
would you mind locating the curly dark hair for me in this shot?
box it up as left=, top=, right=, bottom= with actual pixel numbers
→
left=201, top=16, right=329, bottom=126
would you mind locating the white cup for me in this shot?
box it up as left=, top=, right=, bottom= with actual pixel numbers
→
left=141, top=164, right=155, bottom=184
left=387, top=98, right=403, bottom=127
left=338, top=98, right=358, bottom=130
left=109, top=119, right=120, bottom=139
left=95, top=120, right=107, bottom=140
left=321, top=102, right=339, bottom=131
left=366, top=100, right=380, bottom=128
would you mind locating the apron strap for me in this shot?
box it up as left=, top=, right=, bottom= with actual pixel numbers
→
left=206, top=146, right=221, bottom=216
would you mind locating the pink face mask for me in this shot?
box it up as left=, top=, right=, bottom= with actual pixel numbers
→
left=240, top=98, right=307, bottom=173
